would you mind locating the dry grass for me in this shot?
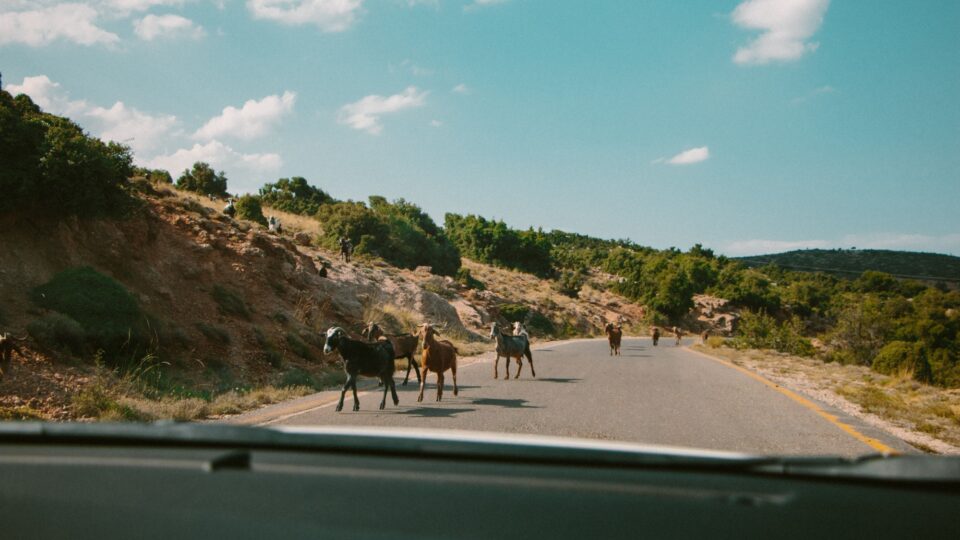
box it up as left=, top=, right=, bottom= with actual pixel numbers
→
left=694, top=345, right=960, bottom=452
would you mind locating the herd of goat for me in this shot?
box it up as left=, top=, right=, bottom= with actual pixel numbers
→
left=322, top=320, right=537, bottom=412
left=321, top=319, right=666, bottom=412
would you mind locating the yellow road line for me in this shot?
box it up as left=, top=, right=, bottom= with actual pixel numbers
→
left=685, top=347, right=897, bottom=455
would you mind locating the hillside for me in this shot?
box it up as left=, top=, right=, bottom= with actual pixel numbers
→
left=0, top=183, right=646, bottom=421
left=737, top=249, right=960, bottom=284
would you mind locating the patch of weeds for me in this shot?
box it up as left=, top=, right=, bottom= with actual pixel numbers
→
left=455, top=268, right=485, bottom=290
left=72, top=379, right=148, bottom=421
left=837, top=385, right=908, bottom=416
left=915, top=421, right=944, bottom=436
left=423, top=277, right=456, bottom=299
left=285, top=331, right=312, bottom=360
left=196, top=322, right=231, bottom=345
left=271, top=282, right=287, bottom=297
left=211, top=285, right=250, bottom=320
left=0, top=406, right=46, bottom=420
left=272, top=311, right=289, bottom=325
left=254, top=327, right=283, bottom=368
left=706, top=336, right=726, bottom=348
left=278, top=367, right=345, bottom=390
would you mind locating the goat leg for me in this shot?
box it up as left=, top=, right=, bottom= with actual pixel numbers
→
left=514, top=355, right=523, bottom=379
left=379, top=377, right=389, bottom=410
left=493, top=355, right=499, bottom=379
left=452, top=365, right=458, bottom=396
left=418, top=366, right=429, bottom=403
left=351, top=377, right=360, bottom=411
left=436, top=372, right=443, bottom=402
left=336, top=374, right=353, bottom=412
left=390, top=378, right=399, bottom=406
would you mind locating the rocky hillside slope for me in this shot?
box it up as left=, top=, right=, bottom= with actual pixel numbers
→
left=0, top=183, right=646, bottom=420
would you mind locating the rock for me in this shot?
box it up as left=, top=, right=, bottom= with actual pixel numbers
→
left=294, top=232, right=312, bottom=246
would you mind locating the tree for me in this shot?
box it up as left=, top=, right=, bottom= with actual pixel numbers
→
left=259, top=176, right=333, bottom=215
left=235, top=195, right=267, bottom=226
left=175, top=162, right=228, bottom=197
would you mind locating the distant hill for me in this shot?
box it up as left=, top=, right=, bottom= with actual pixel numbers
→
left=736, top=249, right=960, bottom=284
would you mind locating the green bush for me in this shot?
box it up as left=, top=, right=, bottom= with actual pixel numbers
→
left=455, top=268, right=485, bottom=290
left=175, top=162, right=228, bottom=197
left=498, top=303, right=529, bottom=323
left=555, top=269, right=586, bottom=298
left=27, top=313, right=86, bottom=355
left=234, top=194, right=267, bottom=226
left=259, top=177, right=333, bottom=215
left=733, top=311, right=813, bottom=356
left=212, top=285, right=250, bottom=319
left=444, top=213, right=553, bottom=278
left=196, top=323, right=231, bottom=345
left=1, top=90, right=134, bottom=217
left=30, top=267, right=150, bottom=366
left=872, top=341, right=923, bottom=376
left=285, top=332, right=312, bottom=360
left=316, top=198, right=461, bottom=276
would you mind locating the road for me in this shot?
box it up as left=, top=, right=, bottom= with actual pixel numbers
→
left=226, top=338, right=913, bottom=456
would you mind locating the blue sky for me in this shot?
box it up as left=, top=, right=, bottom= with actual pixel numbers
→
left=3, top=0, right=959, bottom=256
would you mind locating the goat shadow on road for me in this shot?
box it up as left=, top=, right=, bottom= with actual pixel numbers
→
left=535, top=377, right=582, bottom=384
left=400, top=407, right=476, bottom=418
left=470, top=398, right=540, bottom=409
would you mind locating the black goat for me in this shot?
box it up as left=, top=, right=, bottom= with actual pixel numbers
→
left=323, top=327, right=398, bottom=412
left=361, top=322, right=422, bottom=385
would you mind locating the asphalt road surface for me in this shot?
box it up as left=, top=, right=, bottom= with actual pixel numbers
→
left=228, top=338, right=913, bottom=456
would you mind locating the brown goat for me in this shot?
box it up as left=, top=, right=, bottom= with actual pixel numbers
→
left=416, top=324, right=458, bottom=402
left=604, top=323, right=622, bottom=356
left=0, top=333, right=25, bottom=381
left=361, top=322, right=422, bottom=385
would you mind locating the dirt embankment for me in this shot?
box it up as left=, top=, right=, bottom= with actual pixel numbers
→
left=0, top=188, right=647, bottom=420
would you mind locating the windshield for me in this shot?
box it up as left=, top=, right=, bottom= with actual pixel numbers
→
left=1, top=0, right=958, bottom=460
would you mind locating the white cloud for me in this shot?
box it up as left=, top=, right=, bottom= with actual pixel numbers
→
left=134, top=14, right=205, bottom=41
left=247, top=0, right=364, bottom=32
left=193, top=91, right=296, bottom=141
left=665, top=146, right=710, bottom=165
left=6, top=75, right=179, bottom=154
left=465, top=0, right=509, bottom=10
left=731, top=0, right=829, bottom=65
left=146, top=140, right=282, bottom=191
left=100, top=0, right=188, bottom=15
left=452, top=83, right=470, bottom=94
left=85, top=101, right=179, bottom=154
left=724, top=233, right=960, bottom=257
left=0, top=3, right=120, bottom=47
left=4, top=75, right=88, bottom=115
left=791, top=84, right=836, bottom=105
left=430, top=119, right=442, bottom=127
left=337, top=86, right=427, bottom=135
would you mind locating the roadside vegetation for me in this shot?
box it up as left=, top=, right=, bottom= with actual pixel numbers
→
left=696, top=344, right=960, bottom=453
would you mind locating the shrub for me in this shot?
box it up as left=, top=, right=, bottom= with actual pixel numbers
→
left=211, top=285, right=250, bottom=319
left=733, top=311, right=814, bottom=356
left=234, top=194, right=268, bottom=226
left=30, top=267, right=150, bottom=366
left=27, top=313, right=86, bottom=355
left=285, top=332, right=312, bottom=360
left=872, top=341, right=923, bottom=376
left=555, top=269, right=586, bottom=298
left=317, top=198, right=461, bottom=275
left=706, top=336, right=726, bottom=348
left=498, top=303, right=529, bottom=323
left=259, top=177, right=333, bottom=215
left=1, top=90, right=134, bottom=217
left=175, top=162, right=228, bottom=197
left=455, top=268, right=485, bottom=290
left=196, top=323, right=231, bottom=345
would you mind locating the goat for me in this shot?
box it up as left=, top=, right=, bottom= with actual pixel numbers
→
left=416, top=324, right=458, bottom=402
left=0, top=333, right=25, bottom=381
left=604, top=323, right=622, bottom=356
left=512, top=321, right=531, bottom=337
left=652, top=327, right=660, bottom=346
left=361, top=322, right=422, bottom=385
left=490, top=322, right=535, bottom=379
left=223, top=200, right=236, bottom=218
left=701, top=330, right=710, bottom=344
left=323, top=327, right=398, bottom=412
left=673, top=326, right=683, bottom=346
